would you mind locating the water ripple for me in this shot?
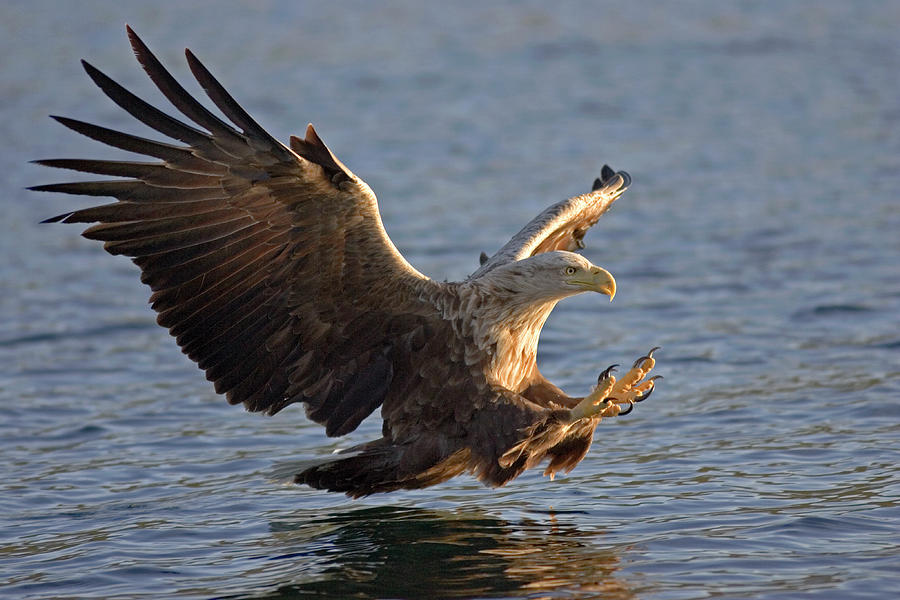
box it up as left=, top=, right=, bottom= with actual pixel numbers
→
left=3, top=2, right=900, bottom=599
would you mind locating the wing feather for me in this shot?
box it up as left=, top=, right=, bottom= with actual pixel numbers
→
left=49, top=116, right=215, bottom=169
left=126, top=26, right=245, bottom=142
left=470, top=166, right=630, bottom=278
left=183, top=46, right=292, bottom=158
left=81, top=59, right=212, bottom=148
left=34, top=180, right=227, bottom=203
left=33, top=27, right=440, bottom=435
left=33, top=158, right=227, bottom=183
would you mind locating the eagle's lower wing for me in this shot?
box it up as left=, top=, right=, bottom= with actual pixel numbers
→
left=470, top=165, right=630, bottom=278
left=32, top=27, right=441, bottom=436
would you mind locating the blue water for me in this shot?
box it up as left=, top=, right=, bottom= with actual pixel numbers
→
left=2, top=1, right=899, bottom=598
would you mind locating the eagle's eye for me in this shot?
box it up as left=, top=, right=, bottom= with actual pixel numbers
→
left=564, top=266, right=577, bottom=275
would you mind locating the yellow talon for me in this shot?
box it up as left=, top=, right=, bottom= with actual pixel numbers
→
left=568, top=348, right=661, bottom=423
left=591, top=376, right=615, bottom=404
left=617, top=367, right=643, bottom=390
left=600, top=400, right=621, bottom=418
left=632, top=379, right=655, bottom=396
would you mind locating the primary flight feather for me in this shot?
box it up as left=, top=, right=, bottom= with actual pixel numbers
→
left=32, top=27, right=661, bottom=497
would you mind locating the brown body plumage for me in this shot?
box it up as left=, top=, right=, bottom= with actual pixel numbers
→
left=32, top=27, right=658, bottom=497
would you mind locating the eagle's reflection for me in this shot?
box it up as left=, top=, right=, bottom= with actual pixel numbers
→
left=250, top=504, right=635, bottom=599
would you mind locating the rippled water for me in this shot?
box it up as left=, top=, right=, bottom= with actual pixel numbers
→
left=2, top=2, right=899, bottom=599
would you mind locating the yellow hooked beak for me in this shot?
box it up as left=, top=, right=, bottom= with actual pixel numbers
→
left=567, top=266, right=616, bottom=301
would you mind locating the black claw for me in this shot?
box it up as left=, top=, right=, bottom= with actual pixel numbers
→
left=634, top=385, right=655, bottom=403
left=597, top=364, right=619, bottom=384
left=632, top=347, right=661, bottom=369
left=600, top=164, right=615, bottom=182
left=617, top=399, right=634, bottom=416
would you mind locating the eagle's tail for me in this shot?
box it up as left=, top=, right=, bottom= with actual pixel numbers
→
left=293, top=438, right=471, bottom=498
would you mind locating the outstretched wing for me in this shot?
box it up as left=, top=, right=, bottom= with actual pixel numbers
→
left=470, top=165, right=630, bottom=278
left=32, top=27, right=441, bottom=436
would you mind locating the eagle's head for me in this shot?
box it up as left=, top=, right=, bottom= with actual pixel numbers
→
left=484, top=250, right=616, bottom=305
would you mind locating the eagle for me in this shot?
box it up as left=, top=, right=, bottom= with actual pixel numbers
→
left=32, top=27, right=661, bottom=497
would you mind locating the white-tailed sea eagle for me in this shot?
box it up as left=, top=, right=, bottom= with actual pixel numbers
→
left=32, top=27, right=661, bottom=497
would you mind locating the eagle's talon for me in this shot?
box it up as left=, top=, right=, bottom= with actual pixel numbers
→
left=570, top=395, right=613, bottom=422
left=631, top=346, right=661, bottom=369
left=633, top=375, right=662, bottom=402
left=634, top=385, right=654, bottom=403
left=597, top=364, right=618, bottom=384
left=617, top=399, right=634, bottom=416
left=599, top=399, right=620, bottom=418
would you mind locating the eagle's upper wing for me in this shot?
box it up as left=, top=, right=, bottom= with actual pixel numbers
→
left=32, top=27, right=443, bottom=436
left=470, top=166, right=630, bottom=279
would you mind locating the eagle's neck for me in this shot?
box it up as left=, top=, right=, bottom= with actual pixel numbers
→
left=484, top=299, right=558, bottom=392
left=446, top=283, right=559, bottom=393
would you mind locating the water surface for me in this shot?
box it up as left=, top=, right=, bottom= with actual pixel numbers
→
left=2, top=2, right=899, bottom=598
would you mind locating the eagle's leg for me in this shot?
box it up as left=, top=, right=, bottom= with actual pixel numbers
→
left=568, top=347, right=661, bottom=422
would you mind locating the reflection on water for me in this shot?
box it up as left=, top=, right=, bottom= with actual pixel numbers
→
left=242, top=506, right=631, bottom=599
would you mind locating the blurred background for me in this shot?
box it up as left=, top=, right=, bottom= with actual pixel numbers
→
left=2, top=1, right=898, bottom=599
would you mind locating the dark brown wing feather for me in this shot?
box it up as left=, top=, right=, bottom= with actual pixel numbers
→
left=32, top=27, right=439, bottom=437
left=470, top=165, right=630, bottom=278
